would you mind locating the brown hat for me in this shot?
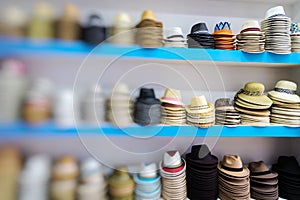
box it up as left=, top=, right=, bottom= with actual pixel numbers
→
left=218, top=154, right=249, bottom=178
left=248, top=161, right=278, bottom=179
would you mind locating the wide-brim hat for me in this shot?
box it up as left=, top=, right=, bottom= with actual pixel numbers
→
left=268, top=80, right=300, bottom=103
left=218, top=154, right=249, bottom=178
left=160, top=88, right=183, bottom=106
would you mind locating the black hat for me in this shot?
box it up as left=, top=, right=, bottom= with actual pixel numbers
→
left=136, top=88, right=160, bottom=105
left=272, top=156, right=300, bottom=176
left=82, top=14, right=106, bottom=45
left=186, top=144, right=218, bottom=165
left=190, top=22, right=209, bottom=34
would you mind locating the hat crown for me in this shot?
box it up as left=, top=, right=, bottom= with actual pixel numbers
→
left=114, top=12, right=131, bottom=26
left=244, top=82, right=265, bottom=93
left=222, top=154, right=243, bottom=169
left=139, top=162, right=157, bottom=178
left=275, top=80, right=297, bottom=91
left=163, top=88, right=181, bottom=100
left=141, top=10, right=156, bottom=21
left=166, top=27, right=184, bottom=38
left=63, top=3, right=79, bottom=19
left=191, top=144, right=211, bottom=159
left=277, top=156, right=300, bottom=171
left=163, top=151, right=181, bottom=167
left=191, top=22, right=208, bottom=34
left=241, top=20, right=260, bottom=31
left=265, top=6, right=285, bottom=19
left=248, top=161, right=269, bottom=173
left=190, top=96, right=208, bottom=107
left=138, top=88, right=156, bottom=99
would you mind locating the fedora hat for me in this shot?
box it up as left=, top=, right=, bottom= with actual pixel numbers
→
left=272, top=156, right=300, bottom=175
left=113, top=12, right=131, bottom=27
left=248, top=161, right=278, bottom=179
left=136, top=88, right=160, bottom=105
left=138, top=163, right=157, bottom=179
left=186, top=96, right=214, bottom=114
left=268, top=80, right=300, bottom=103
left=163, top=151, right=181, bottom=168
left=160, top=88, right=183, bottom=105
left=236, top=82, right=273, bottom=106
left=265, top=6, right=286, bottom=19
left=240, top=20, right=261, bottom=34
left=165, top=27, right=186, bottom=41
left=214, top=22, right=233, bottom=35
left=218, top=154, right=249, bottom=178
left=186, top=144, right=218, bottom=165
left=141, top=10, right=156, bottom=21
left=190, top=22, right=209, bottom=34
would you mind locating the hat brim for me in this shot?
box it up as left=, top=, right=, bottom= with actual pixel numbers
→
left=218, top=162, right=250, bottom=178
left=250, top=171, right=278, bottom=179
left=237, top=93, right=273, bottom=106
left=235, top=99, right=271, bottom=109
left=268, top=91, right=300, bottom=103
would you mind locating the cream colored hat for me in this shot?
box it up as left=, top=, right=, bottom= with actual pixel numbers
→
left=163, top=151, right=181, bottom=168
left=160, top=88, right=183, bottom=105
left=186, top=96, right=214, bottom=114
left=237, top=82, right=273, bottom=107
left=268, top=80, right=300, bottom=103
left=240, top=20, right=261, bottom=34
left=265, top=6, right=285, bottom=19
left=141, top=10, right=157, bottom=21
left=113, top=12, right=131, bottom=27
left=218, top=154, right=249, bottom=178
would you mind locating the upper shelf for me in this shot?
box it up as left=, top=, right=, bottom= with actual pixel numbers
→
left=1, top=37, right=300, bottom=67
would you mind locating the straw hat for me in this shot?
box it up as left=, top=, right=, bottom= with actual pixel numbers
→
left=113, top=12, right=131, bottom=27
left=141, top=10, right=156, bottom=21
left=237, top=82, right=273, bottom=106
left=218, top=154, right=249, bottom=178
left=63, top=3, right=79, bottom=19
left=186, top=96, right=214, bottom=113
left=160, top=88, right=182, bottom=105
left=240, top=20, right=261, bottom=34
left=268, top=80, right=300, bottom=103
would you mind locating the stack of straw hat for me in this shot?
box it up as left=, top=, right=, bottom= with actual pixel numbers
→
left=56, top=3, right=81, bottom=41
left=249, top=161, right=278, bottom=199
left=106, top=83, right=133, bottom=127
left=291, top=23, right=300, bottom=52
left=261, top=6, right=291, bottom=54
left=160, top=88, right=186, bottom=125
left=272, top=156, right=300, bottom=199
left=268, top=80, right=300, bottom=126
left=133, top=88, right=161, bottom=126
left=108, top=167, right=135, bottom=200
left=50, top=156, right=79, bottom=200
left=134, top=163, right=161, bottom=200
left=18, top=155, right=51, bottom=200
left=164, top=27, right=187, bottom=48
left=135, top=10, right=163, bottom=48
left=186, top=145, right=218, bottom=200
left=186, top=96, right=215, bottom=128
left=234, top=82, right=273, bottom=126
left=215, top=98, right=240, bottom=126
left=110, top=12, right=135, bottom=45
left=236, top=20, right=265, bottom=53
left=160, top=151, right=187, bottom=200
left=187, top=22, right=214, bottom=48
left=218, top=154, right=250, bottom=200
left=0, top=147, right=21, bottom=200
left=213, top=22, right=235, bottom=50
left=77, top=158, right=107, bottom=200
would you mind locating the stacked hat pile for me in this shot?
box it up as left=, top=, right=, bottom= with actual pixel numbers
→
left=160, top=151, right=187, bottom=200
left=77, top=158, right=107, bottom=200
left=186, top=96, right=215, bottom=128
left=134, top=163, right=161, bottom=200
left=135, top=10, right=163, bottom=48
left=234, top=82, right=273, bottom=126
left=186, top=145, right=218, bottom=200
left=160, top=88, right=186, bottom=125
left=268, top=80, right=300, bottom=126
left=218, top=154, right=250, bottom=200
left=0, top=147, right=21, bottom=200
left=249, top=161, right=279, bottom=199
left=50, top=156, right=79, bottom=200
left=106, top=83, right=133, bottom=127
left=108, top=167, right=135, bottom=200
left=291, top=22, right=300, bottom=52
left=18, top=155, right=51, bottom=200
left=164, top=27, right=187, bottom=48
left=215, top=98, right=240, bottom=126
left=187, top=22, right=214, bottom=48
left=133, top=88, right=161, bottom=126
left=82, top=14, right=106, bottom=45
left=110, top=12, right=135, bottom=45
left=236, top=20, right=265, bottom=53
left=213, top=22, right=235, bottom=50
left=261, top=6, right=291, bottom=54
left=272, top=156, right=300, bottom=199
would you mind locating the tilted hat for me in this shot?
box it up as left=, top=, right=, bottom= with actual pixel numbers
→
left=218, top=154, right=249, bottom=177
left=248, top=161, right=278, bottom=179
left=236, top=82, right=273, bottom=106
left=160, top=88, right=183, bottom=105
left=186, top=96, right=214, bottom=113
left=265, top=6, right=286, bottom=19
left=268, top=80, right=300, bottom=103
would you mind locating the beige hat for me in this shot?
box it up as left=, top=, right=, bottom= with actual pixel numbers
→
left=268, top=80, right=300, bottom=103
left=160, top=88, right=183, bottom=105
left=240, top=20, right=261, bottom=34
left=237, top=82, right=273, bottom=107
left=113, top=12, right=131, bottom=27
left=186, top=96, right=214, bottom=114
left=141, top=10, right=156, bottom=21
left=218, top=154, right=249, bottom=178
left=63, top=3, right=79, bottom=19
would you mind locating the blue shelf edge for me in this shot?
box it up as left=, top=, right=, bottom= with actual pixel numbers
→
left=0, top=122, right=300, bottom=138
left=1, top=37, right=300, bottom=65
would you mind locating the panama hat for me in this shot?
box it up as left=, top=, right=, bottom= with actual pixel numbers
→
left=265, top=6, right=286, bottom=19
left=237, top=82, right=273, bottom=106
left=240, top=20, right=261, bottom=34
left=186, top=96, right=214, bottom=114
left=160, top=88, right=183, bottom=106
left=218, top=155, right=249, bottom=178
left=249, top=161, right=278, bottom=179
left=268, top=80, right=300, bottom=103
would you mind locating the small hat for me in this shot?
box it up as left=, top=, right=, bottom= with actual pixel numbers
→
left=249, top=161, right=278, bottom=179
left=163, top=151, right=181, bottom=168
left=141, top=10, right=156, bottom=21
left=272, top=156, right=300, bottom=175
left=190, top=22, right=209, bottom=34
left=265, top=6, right=286, bottom=19
left=160, top=88, right=183, bottom=105
left=186, top=96, right=214, bottom=113
left=218, top=154, right=249, bottom=178
left=237, top=82, right=273, bottom=106
left=136, top=88, right=160, bottom=105
left=240, top=20, right=261, bottom=34
left=268, top=80, right=300, bottom=103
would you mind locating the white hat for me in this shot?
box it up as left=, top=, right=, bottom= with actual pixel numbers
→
left=163, top=151, right=181, bottom=168
left=165, top=27, right=186, bottom=41
left=265, top=6, right=285, bottom=19
left=240, top=20, right=261, bottom=34
left=139, top=163, right=157, bottom=178
left=268, top=80, right=300, bottom=103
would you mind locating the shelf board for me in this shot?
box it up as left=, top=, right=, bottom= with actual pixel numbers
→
left=1, top=37, right=300, bottom=66
left=0, top=122, right=300, bottom=139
